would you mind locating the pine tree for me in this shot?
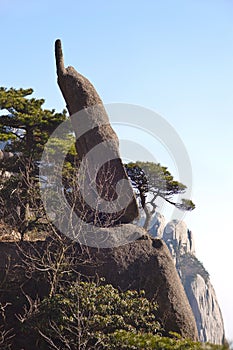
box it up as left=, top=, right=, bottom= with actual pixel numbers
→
left=0, top=87, right=70, bottom=239
left=125, top=161, right=195, bottom=230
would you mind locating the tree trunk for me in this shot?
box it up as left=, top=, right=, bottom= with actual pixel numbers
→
left=143, top=204, right=152, bottom=230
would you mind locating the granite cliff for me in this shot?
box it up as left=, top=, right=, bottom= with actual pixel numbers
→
left=146, top=214, right=226, bottom=344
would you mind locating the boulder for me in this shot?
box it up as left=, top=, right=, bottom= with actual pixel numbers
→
left=78, top=235, right=198, bottom=340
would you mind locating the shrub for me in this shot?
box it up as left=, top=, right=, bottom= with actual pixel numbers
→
left=105, top=330, right=230, bottom=350
left=25, top=280, right=161, bottom=349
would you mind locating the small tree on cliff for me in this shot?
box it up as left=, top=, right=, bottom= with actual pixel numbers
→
left=125, top=161, right=195, bottom=230
left=0, top=87, right=74, bottom=238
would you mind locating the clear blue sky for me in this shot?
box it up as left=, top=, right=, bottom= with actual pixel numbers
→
left=1, top=0, right=233, bottom=341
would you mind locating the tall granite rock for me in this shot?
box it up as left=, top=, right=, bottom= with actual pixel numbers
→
left=55, top=39, right=138, bottom=225
left=149, top=215, right=226, bottom=344
left=53, top=40, right=198, bottom=340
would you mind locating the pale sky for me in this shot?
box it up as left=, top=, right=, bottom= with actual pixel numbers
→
left=0, top=0, right=233, bottom=341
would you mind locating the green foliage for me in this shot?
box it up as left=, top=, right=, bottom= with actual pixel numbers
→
left=24, top=280, right=230, bottom=350
left=0, top=87, right=76, bottom=238
left=0, top=87, right=67, bottom=163
left=105, top=329, right=229, bottom=349
left=126, top=161, right=194, bottom=209
left=126, top=161, right=185, bottom=197
left=26, top=281, right=161, bottom=349
left=125, top=161, right=195, bottom=229
left=125, top=163, right=149, bottom=208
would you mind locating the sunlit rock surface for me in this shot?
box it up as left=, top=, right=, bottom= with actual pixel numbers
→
left=147, top=213, right=226, bottom=344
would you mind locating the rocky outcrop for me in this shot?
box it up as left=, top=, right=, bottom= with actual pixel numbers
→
left=149, top=214, right=226, bottom=344
left=178, top=250, right=225, bottom=344
left=183, top=272, right=225, bottom=344
left=163, top=220, right=195, bottom=263
left=79, top=235, right=198, bottom=340
left=53, top=41, right=197, bottom=338
left=136, top=209, right=165, bottom=238
left=0, top=235, right=198, bottom=345
left=55, top=39, right=138, bottom=225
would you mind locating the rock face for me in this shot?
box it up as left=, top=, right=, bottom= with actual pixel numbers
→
left=0, top=237, right=198, bottom=343
left=55, top=39, right=138, bottom=225
left=136, top=209, right=165, bottom=238
left=74, top=223, right=146, bottom=248
left=184, top=273, right=225, bottom=344
left=79, top=236, right=198, bottom=340
left=163, top=220, right=195, bottom=262
left=149, top=215, right=226, bottom=344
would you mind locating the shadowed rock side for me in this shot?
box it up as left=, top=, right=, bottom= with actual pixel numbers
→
left=0, top=237, right=198, bottom=348
left=55, top=39, right=138, bottom=225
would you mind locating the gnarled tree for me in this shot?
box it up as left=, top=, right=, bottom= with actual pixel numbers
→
left=125, top=161, right=195, bottom=229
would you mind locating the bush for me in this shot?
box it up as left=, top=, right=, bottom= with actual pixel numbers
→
left=105, top=330, right=230, bottom=350
left=25, top=280, right=161, bottom=349
left=23, top=280, right=231, bottom=350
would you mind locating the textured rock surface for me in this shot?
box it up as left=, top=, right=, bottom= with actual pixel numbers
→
left=55, top=39, right=138, bottom=225
left=184, top=274, right=225, bottom=344
left=163, top=220, right=195, bottom=262
left=78, top=235, right=198, bottom=340
left=149, top=214, right=226, bottom=344
left=75, top=223, right=146, bottom=248
left=136, top=209, right=165, bottom=238
left=0, top=236, right=198, bottom=342
left=149, top=211, right=166, bottom=238
left=179, top=252, right=226, bottom=344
